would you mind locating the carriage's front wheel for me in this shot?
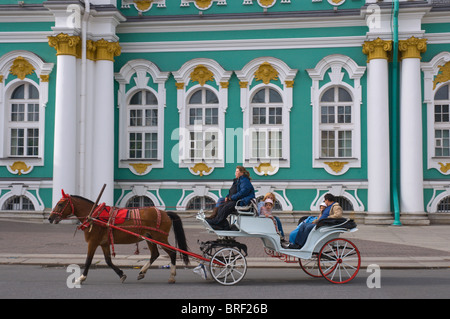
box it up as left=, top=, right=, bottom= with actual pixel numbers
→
left=210, top=248, right=247, bottom=286
left=318, top=238, right=361, bottom=284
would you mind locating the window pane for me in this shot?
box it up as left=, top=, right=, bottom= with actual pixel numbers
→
left=269, top=88, right=282, bottom=103
left=130, top=91, right=142, bottom=105
left=338, top=105, right=352, bottom=123
left=435, top=84, right=449, bottom=101
left=189, top=108, right=203, bottom=125
left=321, top=130, right=335, bottom=157
left=145, top=109, right=158, bottom=126
left=11, top=104, right=25, bottom=122
left=205, top=89, right=218, bottom=104
left=321, top=106, right=335, bottom=124
left=338, top=131, right=352, bottom=157
left=269, top=107, right=282, bottom=125
left=27, top=104, right=39, bottom=122
left=145, top=91, right=158, bottom=105
left=27, top=128, right=39, bottom=156
left=29, top=84, right=39, bottom=99
left=11, top=84, right=25, bottom=99
left=338, top=88, right=352, bottom=102
left=321, top=88, right=335, bottom=102
left=252, top=89, right=265, bottom=103
left=129, top=109, right=142, bottom=126
left=144, top=133, right=158, bottom=159
left=252, top=131, right=266, bottom=158
left=10, top=129, right=24, bottom=156
left=205, top=131, right=218, bottom=159
left=129, top=133, right=142, bottom=158
left=252, top=107, right=266, bottom=124
left=205, top=108, right=218, bottom=125
left=189, top=90, right=202, bottom=104
left=269, top=131, right=282, bottom=158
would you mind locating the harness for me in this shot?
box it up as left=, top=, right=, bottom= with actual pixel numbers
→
left=78, top=203, right=167, bottom=257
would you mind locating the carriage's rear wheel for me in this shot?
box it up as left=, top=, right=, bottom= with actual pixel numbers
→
left=299, top=255, right=322, bottom=278
left=210, top=247, right=247, bottom=286
left=318, top=238, right=361, bottom=284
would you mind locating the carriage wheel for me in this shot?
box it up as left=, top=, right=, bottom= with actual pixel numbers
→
left=299, top=255, right=322, bottom=278
left=318, top=238, right=361, bottom=284
left=210, top=248, right=247, bottom=286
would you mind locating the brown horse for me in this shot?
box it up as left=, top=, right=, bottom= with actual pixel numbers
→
left=48, top=190, right=189, bottom=284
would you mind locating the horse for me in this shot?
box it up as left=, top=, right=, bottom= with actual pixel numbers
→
left=48, top=190, right=189, bottom=284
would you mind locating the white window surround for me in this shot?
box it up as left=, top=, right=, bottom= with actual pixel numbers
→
left=307, top=54, right=365, bottom=176
left=235, top=57, right=298, bottom=176
left=0, top=51, right=54, bottom=175
left=173, top=58, right=232, bottom=175
left=422, top=51, right=450, bottom=176
left=0, top=183, right=45, bottom=212
left=115, top=59, right=169, bottom=175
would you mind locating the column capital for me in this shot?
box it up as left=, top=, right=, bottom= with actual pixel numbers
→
left=95, top=39, right=121, bottom=62
left=48, top=33, right=81, bottom=57
left=399, top=36, right=427, bottom=60
left=362, top=38, right=392, bottom=62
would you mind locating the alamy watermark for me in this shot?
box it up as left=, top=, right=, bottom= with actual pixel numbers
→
left=66, top=264, right=81, bottom=289
left=366, top=264, right=381, bottom=289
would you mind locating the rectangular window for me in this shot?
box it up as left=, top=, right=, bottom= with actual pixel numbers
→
left=435, top=104, right=449, bottom=123
left=321, top=130, right=335, bottom=158
left=129, top=132, right=158, bottom=159
left=435, top=129, right=450, bottom=157
left=338, top=130, right=352, bottom=157
left=251, top=130, right=282, bottom=159
left=10, top=128, right=24, bottom=156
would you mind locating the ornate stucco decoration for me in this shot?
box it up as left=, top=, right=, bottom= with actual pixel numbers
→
left=324, top=161, right=349, bottom=174
left=254, top=162, right=279, bottom=176
left=48, top=33, right=81, bottom=57
left=9, top=56, right=35, bottom=80
left=258, top=0, right=276, bottom=8
left=190, top=163, right=213, bottom=177
left=327, top=0, right=345, bottom=6
left=134, top=0, right=153, bottom=11
left=399, top=36, right=427, bottom=60
left=8, top=161, right=32, bottom=175
left=362, top=38, right=392, bottom=62
left=129, top=163, right=152, bottom=175
left=190, top=65, right=214, bottom=86
left=95, top=39, right=121, bottom=62
left=254, top=62, right=279, bottom=84
left=438, top=162, right=450, bottom=174
left=433, top=61, right=450, bottom=90
left=180, top=0, right=226, bottom=10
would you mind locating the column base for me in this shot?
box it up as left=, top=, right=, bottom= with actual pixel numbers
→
left=364, top=212, right=395, bottom=225
left=400, top=212, right=430, bottom=226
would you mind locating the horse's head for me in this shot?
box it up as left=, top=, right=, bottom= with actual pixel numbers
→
left=48, top=190, right=75, bottom=224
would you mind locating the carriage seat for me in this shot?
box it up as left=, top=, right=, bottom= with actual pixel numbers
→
left=234, top=199, right=258, bottom=216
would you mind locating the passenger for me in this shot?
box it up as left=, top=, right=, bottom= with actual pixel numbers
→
left=257, top=193, right=285, bottom=239
left=287, top=193, right=343, bottom=249
left=207, top=166, right=255, bottom=230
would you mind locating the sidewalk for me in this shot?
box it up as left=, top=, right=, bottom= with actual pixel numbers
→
left=0, top=219, right=449, bottom=269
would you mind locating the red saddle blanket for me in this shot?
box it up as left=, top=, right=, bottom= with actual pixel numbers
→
left=93, top=204, right=130, bottom=225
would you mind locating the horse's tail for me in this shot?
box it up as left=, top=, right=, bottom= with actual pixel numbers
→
left=167, top=211, right=190, bottom=266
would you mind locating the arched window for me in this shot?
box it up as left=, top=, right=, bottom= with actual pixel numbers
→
left=319, top=86, right=353, bottom=158
left=250, top=87, right=283, bottom=159
left=8, top=83, right=40, bottom=157
left=126, top=195, right=154, bottom=208
left=2, top=195, right=35, bottom=211
left=437, top=196, right=450, bottom=213
left=187, top=88, right=219, bottom=160
left=127, top=89, right=158, bottom=160
left=186, top=196, right=216, bottom=211
left=434, top=84, right=450, bottom=158
left=335, top=196, right=354, bottom=212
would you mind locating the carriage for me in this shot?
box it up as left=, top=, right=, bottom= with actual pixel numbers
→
left=49, top=187, right=361, bottom=286
left=196, top=200, right=361, bottom=285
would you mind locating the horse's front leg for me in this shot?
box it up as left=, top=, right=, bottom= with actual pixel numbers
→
left=101, top=244, right=127, bottom=283
left=137, top=240, right=159, bottom=281
left=76, top=241, right=98, bottom=285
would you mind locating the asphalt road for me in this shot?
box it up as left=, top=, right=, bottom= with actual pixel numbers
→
left=1, top=265, right=449, bottom=300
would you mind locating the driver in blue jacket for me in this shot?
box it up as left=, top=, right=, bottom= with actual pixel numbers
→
left=207, top=166, right=255, bottom=230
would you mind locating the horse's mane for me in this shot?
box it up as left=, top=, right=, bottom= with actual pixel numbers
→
left=71, top=195, right=96, bottom=205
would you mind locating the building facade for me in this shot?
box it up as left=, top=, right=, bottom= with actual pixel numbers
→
left=0, top=0, right=449, bottom=224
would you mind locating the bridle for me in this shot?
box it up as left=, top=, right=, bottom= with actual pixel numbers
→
left=50, top=190, right=75, bottom=221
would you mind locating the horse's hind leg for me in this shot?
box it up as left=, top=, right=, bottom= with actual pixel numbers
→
left=101, top=245, right=127, bottom=283
left=137, top=240, right=159, bottom=281
left=161, top=245, right=177, bottom=284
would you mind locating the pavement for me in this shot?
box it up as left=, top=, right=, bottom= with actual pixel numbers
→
left=1, top=218, right=450, bottom=270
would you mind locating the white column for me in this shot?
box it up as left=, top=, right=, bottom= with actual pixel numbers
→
left=367, top=59, right=391, bottom=214
left=90, top=39, right=120, bottom=205
left=362, top=39, right=392, bottom=223
left=48, top=34, right=80, bottom=206
left=399, top=37, right=429, bottom=224
left=400, top=57, right=424, bottom=213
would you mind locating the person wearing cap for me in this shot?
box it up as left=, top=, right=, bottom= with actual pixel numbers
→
left=257, top=193, right=285, bottom=240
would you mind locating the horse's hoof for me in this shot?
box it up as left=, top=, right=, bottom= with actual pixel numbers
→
left=120, top=274, right=127, bottom=283
left=168, top=278, right=176, bottom=284
left=137, top=273, right=145, bottom=281
left=75, top=275, right=87, bottom=285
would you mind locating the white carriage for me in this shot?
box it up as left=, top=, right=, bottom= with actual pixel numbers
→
left=197, top=201, right=361, bottom=286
